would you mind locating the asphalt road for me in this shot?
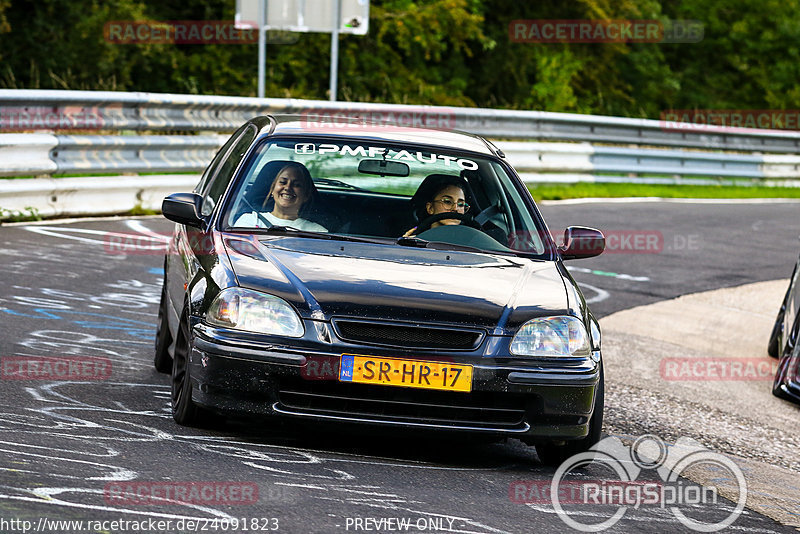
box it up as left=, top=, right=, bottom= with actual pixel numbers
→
left=540, top=199, right=800, bottom=317
left=0, top=201, right=798, bottom=534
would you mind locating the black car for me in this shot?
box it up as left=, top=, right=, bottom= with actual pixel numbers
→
left=154, top=115, right=606, bottom=463
left=769, top=250, right=800, bottom=404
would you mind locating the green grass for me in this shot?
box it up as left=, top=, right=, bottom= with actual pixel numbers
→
left=527, top=182, right=800, bottom=201
left=0, top=206, right=43, bottom=222
left=126, top=204, right=160, bottom=216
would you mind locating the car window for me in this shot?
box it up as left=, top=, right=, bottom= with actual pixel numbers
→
left=200, top=125, right=258, bottom=217
left=222, top=138, right=549, bottom=256
left=194, top=125, right=248, bottom=197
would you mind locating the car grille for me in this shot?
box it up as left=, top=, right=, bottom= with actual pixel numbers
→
left=277, top=380, right=527, bottom=429
left=332, top=319, right=482, bottom=350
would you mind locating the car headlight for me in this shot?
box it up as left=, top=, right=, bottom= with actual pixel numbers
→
left=206, top=287, right=304, bottom=337
left=510, top=316, right=590, bottom=357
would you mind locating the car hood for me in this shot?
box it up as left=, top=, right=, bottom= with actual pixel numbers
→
left=224, top=235, right=572, bottom=333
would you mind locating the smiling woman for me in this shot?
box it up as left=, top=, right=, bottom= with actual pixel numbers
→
left=233, top=161, right=327, bottom=232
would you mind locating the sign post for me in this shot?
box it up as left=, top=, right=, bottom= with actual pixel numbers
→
left=329, top=0, right=341, bottom=102
left=258, top=0, right=266, bottom=98
left=236, top=0, right=370, bottom=101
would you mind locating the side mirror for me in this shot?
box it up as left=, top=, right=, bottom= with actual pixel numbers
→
left=162, top=193, right=204, bottom=228
left=559, top=226, right=605, bottom=260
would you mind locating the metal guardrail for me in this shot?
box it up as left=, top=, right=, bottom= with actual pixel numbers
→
left=0, top=134, right=58, bottom=176
left=4, top=89, right=800, bottom=151
left=0, top=175, right=201, bottom=219
left=53, top=135, right=226, bottom=174
left=1, top=89, right=800, bottom=219
left=5, top=134, right=798, bottom=183
left=496, top=142, right=800, bottom=185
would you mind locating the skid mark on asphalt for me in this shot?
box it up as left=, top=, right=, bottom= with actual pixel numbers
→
left=0, top=242, right=514, bottom=530
left=0, top=380, right=516, bottom=528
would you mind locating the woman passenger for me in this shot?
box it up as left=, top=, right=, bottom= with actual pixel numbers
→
left=235, top=162, right=327, bottom=232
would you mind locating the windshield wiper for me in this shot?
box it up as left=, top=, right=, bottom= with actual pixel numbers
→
left=426, top=241, right=489, bottom=254
left=396, top=236, right=430, bottom=248
left=263, top=226, right=333, bottom=239
left=264, top=226, right=394, bottom=246
left=313, top=178, right=367, bottom=191
left=396, top=235, right=507, bottom=255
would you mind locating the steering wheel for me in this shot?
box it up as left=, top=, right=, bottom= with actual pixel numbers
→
left=414, top=212, right=481, bottom=234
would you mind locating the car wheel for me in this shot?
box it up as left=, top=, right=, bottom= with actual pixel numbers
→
left=773, top=318, right=800, bottom=400
left=767, top=311, right=783, bottom=359
left=536, top=365, right=604, bottom=466
left=171, top=308, right=200, bottom=425
left=153, top=283, right=173, bottom=373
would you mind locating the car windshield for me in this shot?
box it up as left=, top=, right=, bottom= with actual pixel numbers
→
left=221, top=138, right=549, bottom=256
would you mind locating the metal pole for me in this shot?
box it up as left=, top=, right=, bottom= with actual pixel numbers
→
left=257, top=0, right=267, bottom=98
left=329, top=0, right=341, bottom=101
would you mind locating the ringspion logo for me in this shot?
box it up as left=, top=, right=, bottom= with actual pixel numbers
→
left=535, top=435, right=746, bottom=532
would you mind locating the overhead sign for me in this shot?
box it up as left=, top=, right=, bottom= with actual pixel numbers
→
left=236, top=0, right=369, bottom=35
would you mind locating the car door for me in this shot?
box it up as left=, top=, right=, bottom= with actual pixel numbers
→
left=166, top=123, right=258, bottom=315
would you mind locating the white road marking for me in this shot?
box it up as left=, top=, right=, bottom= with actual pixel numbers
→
left=580, top=283, right=610, bottom=304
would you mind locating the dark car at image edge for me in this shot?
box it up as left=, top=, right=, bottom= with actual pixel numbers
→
left=154, top=115, right=607, bottom=464
left=769, top=249, right=800, bottom=404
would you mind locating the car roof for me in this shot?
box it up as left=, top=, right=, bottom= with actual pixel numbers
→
left=251, top=114, right=500, bottom=157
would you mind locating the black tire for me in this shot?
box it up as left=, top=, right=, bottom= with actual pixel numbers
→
left=770, top=267, right=797, bottom=358
left=171, top=309, right=200, bottom=425
left=154, top=283, right=173, bottom=373
left=536, top=365, right=604, bottom=466
left=767, top=311, right=783, bottom=359
left=773, top=317, right=800, bottom=400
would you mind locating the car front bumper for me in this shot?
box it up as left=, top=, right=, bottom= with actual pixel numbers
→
left=188, top=323, right=602, bottom=441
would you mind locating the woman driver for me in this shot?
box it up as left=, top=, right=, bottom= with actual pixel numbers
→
left=403, top=176, right=470, bottom=237
left=235, top=162, right=327, bottom=232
